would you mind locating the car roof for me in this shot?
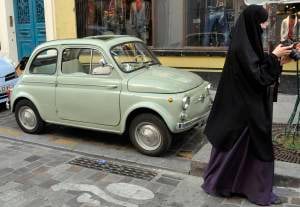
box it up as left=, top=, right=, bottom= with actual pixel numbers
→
left=35, top=35, right=143, bottom=51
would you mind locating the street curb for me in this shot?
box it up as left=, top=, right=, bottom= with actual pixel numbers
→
left=190, top=143, right=300, bottom=188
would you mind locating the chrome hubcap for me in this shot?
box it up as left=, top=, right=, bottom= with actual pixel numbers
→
left=135, top=122, right=162, bottom=151
left=18, top=106, right=37, bottom=130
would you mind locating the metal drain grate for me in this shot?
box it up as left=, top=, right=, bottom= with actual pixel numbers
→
left=273, top=144, right=300, bottom=164
left=69, top=157, right=157, bottom=181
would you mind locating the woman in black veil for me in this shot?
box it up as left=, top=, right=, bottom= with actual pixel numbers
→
left=202, top=5, right=292, bottom=206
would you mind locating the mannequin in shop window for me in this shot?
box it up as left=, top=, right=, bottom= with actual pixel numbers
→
left=281, top=8, right=299, bottom=42
left=129, top=0, right=150, bottom=42
left=104, top=0, right=126, bottom=35
left=202, top=0, right=229, bottom=46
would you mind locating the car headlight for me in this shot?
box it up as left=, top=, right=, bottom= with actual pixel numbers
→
left=182, top=96, right=191, bottom=110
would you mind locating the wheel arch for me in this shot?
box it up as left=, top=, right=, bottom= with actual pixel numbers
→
left=121, top=104, right=176, bottom=134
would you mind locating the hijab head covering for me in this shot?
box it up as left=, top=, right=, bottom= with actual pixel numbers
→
left=232, top=5, right=268, bottom=59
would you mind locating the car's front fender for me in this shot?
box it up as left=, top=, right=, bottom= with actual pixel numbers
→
left=120, top=101, right=179, bottom=134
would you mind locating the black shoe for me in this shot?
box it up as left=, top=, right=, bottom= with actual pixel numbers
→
left=271, top=197, right=282, bottom=205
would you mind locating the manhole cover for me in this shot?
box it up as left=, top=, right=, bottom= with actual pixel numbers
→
left=272, top=124, right=300, bottom=164
left=69, top=157, right=157, bottom=181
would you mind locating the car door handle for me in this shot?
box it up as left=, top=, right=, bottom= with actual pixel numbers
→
left=104, top=85, right=118, bottom=89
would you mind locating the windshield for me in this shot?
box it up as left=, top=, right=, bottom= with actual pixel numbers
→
left=111, top=42, right=160, bottom=73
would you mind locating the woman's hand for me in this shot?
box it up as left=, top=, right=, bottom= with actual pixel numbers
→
left=272, top=44, right=292, bottom=58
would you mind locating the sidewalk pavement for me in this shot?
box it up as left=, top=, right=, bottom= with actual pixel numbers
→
left=191, top=93, right=300, bottom=189
left=0, top=137, right=299, bottom=207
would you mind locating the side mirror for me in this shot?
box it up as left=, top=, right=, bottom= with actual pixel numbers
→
left=92, top=65, right=113, bottom=75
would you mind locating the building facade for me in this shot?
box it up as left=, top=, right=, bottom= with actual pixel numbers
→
left=0, top=0, right=298, bottom=72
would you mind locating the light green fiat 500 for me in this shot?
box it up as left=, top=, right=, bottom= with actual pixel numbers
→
left=8, top=35, right=212, bottom=156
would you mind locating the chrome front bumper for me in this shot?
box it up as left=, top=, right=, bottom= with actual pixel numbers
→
left=6, top=99, right=10, bottom=110
left=175, top=111, right=210, bottom=133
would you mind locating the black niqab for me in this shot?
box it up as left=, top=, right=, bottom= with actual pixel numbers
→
left=204, top=5, right=281, bottom=161
left=234, top=5, right=268, bottom=59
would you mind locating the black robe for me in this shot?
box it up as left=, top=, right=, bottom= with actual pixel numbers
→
left=204, top=6, right=281, bottom=162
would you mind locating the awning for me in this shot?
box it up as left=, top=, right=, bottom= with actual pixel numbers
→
left=244, top=0, right=300, bottom=5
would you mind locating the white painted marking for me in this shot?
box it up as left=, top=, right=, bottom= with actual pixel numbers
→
left=106, top=183, right=154, bottom=200
left=51, top=183, right=138, bottom=207
left=276, top=186, right=300, bottom=193
left=77, top=193, right=100, bottom=206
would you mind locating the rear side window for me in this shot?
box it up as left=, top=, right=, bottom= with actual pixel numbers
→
left=61, top=48, right=105, bottom=75
left=29, top=49, right=58, bottom=75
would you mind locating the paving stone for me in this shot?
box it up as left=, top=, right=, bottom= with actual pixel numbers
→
left=24, top=155, right=41, bottom=162
left=13, top=167, right=31, bottom=175
left=130, top=178, right=151, bottom=186
left=222, top=197, right=243, bottom=205
left=0, top=181, right=22, bottom=192
left=156, top=176, right=181, bottom=187
left=66, top=197, right=82, bottom=207
left=201, top=195, right=225, bottom=207
left=220, top=204, right=240, bottom=207
left=120, top=176, right=133, bottom=183
left=47, top=164, right=70, bottom=176
left=46, top=160, right=67, bottom=167
left=38, top=157, right=52, bottom=163
left=87, top=171, right=107, bottom=182
left=32, top=166, right=50, bottom=175
left=0, top=168, right=14, bottom=177
left=67, top=165, right=83, bottom=173
left=284, top=205, right=300, bottom=207
left=274, top=187, right=300, bottom=198
left=14, top=173, right=34, bottom=185
left=25, top=161, right=44, bottom=170
left=24, top=198, right=46, bottom=207
left=97, top=172, right=123, bottom=183
left=39, top=178, right=60, bottom=189
left=16, top=183, right=34, bottom=191
left=158, top=184, right=176, bottom=195
left=161, top=174, right=184, bottom=181
left=30, top=173, right=53, bottom=185
left=145, top=182, right=162, bottom=193
left=292, top=198, right=300, bottom=205
left=0, top=188, right=23, bottom=201
left=52, top=171, right=74, bottom=182
left=0, top=173, right=20, bottom=185
left=46, top=191, right=75, bottom=207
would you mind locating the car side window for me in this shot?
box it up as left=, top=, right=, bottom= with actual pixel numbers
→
left=61, top=48, right=106, bottom=75
left=29, top=49, right=58, bottom=75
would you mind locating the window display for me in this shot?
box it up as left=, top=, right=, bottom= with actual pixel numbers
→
left=75, top=0, right=152, bottom=44
left=186, top=0, right=237, bottom=47
left=75, top=0, right=250, bottom=50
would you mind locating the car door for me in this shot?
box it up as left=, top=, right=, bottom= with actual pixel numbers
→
left=23, top=48, right=58, bottom=119
left=55, top=46, right=122, bottom=126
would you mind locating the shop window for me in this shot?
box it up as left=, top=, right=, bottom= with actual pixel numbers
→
left=75, top=0, right=152, bottom=45
left=186, top=0, right=238, bottom=47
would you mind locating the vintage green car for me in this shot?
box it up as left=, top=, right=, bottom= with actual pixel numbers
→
left=8, top=35, right=212, bottom=156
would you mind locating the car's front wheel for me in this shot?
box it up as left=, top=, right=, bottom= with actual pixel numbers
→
left=15, top=99, right=45, bottom=134
left=129, top=113, right=172, bottom=156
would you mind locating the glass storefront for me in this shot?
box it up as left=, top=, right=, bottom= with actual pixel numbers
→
left=75, top=0, right=271, bottom=51
left=75, top=0, right=152, bottom=45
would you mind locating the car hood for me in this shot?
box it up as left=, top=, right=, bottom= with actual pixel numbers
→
left=127, top=65, right=204, bottom=93
left=0, top=58, right=14, bottom=77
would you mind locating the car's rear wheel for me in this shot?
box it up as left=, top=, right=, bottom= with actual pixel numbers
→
left=15, top=99, right=45, bottom=134
left=129, top=113, right=172, bottom=156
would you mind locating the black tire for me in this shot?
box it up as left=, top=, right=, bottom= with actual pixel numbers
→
left=129, top=113, right=172, bottom=156
left=15, top=99, right=45, bottom=134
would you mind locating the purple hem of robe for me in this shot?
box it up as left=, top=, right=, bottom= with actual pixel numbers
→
left=202, top=127, right=278, bottom=206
